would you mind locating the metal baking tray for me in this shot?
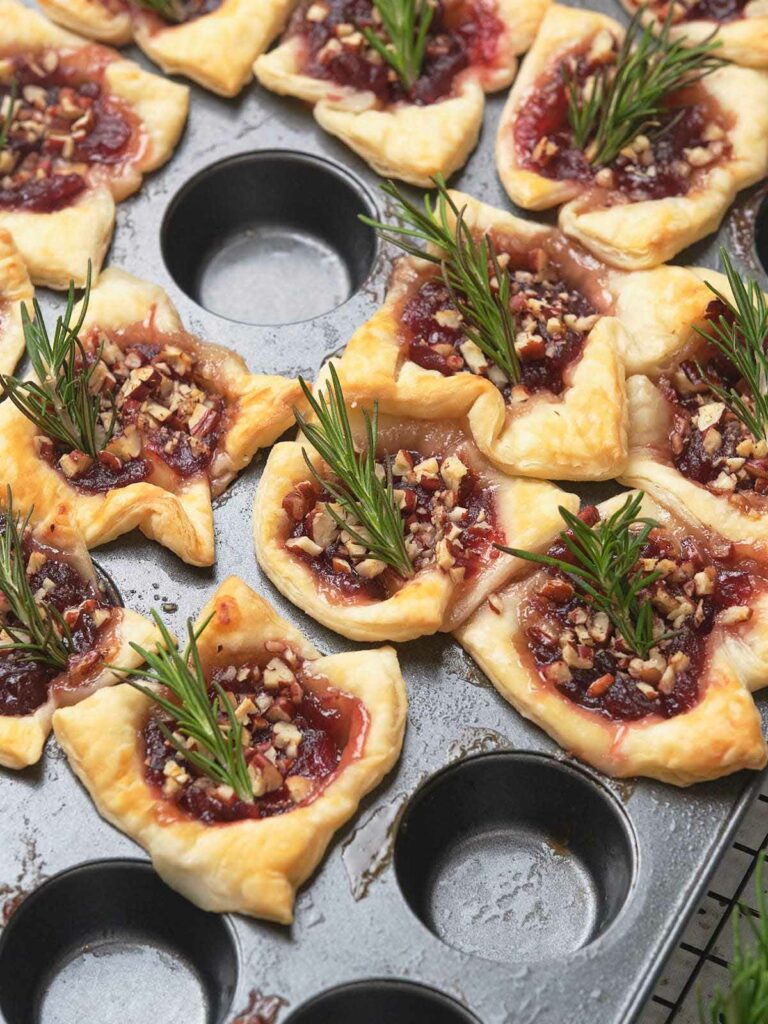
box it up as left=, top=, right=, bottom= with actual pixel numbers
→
left=1, top=1, right=768, bottom=1021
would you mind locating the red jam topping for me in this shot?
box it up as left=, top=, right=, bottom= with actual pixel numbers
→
left=643, top=0, right=748, bottom=23
left=40, top=328, right=229, bottom=494
left=142, top=644, right=366, bottom=825
left=514, top=41, right=730, bottom=202
left=291, top=0, right=501, bottom=106
left=0, top=51, right=135, bottom=213
left=661, top=300, right=768, bottom=502
left=0, top=520, right=113, bottom=716
left=282, top=448, right=501, bottom=601
left=520, top=506, right=756, bottom=722
left=400, top=254, right=598, bottom=397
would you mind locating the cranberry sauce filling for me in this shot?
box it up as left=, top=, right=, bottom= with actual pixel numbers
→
left=0, top=51, right=134, bottom=213
left=0, top=520, right=113, bottom=716
left=40, top=329, right=229, bottom=494
left=132, top=0, right=224, bottom=25
left=281, top=448, right=501, bottom=602
left=514, top=34, right=730, bottom=202
left=660, top=300, right=768, bottom=501
left=643, top=0, right=749, bottom=24
left=400, top=250, right=598, bottom=397
left=142, top=643, right=365, bottom=825
left=290, top=0, right=501, bottom=106
left=519, top=506, right=756, bottom=722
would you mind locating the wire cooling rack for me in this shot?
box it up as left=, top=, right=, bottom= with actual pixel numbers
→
left=638, top=775, right=768, bottom=1023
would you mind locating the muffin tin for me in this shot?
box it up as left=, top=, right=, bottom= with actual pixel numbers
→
left=1, top=1, right=768, bottom=1022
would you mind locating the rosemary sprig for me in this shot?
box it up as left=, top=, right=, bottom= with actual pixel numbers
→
left=700, top=851, right=768, bottom=1024
left=132, top=0, right=185, bottom=22
left=117, top=612, right=254, bottom=803
left=0, top=488, right=71, bottom=670
left=695, top=248, right=768, bottom=443
left=361, top=178, right=520, bottom=384
left=0, top=265, right=116, bottom=458
left=359, top=0, right=433, bottom=90
left=565, top=7, right=724, bottom=167
left=498, top=492, right=675, bottom=660
left=294, top=364, right=413, bottom=579
left=0, top=79, right=17, bottom=154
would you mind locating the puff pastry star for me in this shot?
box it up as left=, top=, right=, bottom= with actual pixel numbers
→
left=254, top=363, right=577, bottom=642
left=339, top=190, right=631, bottom=481
left=621, top=0, right=768, bottom=70
left=0, top=268, right=303, bottom=566
left=0, top=0, right=188, bottom=288
left=53, top=576, right=408, bottom=923
left=496, top=3, right=768, bottom=269
left=456, top=491, right=768, bottom=786
left=37, top=0, right=297, bottom=96
left=254, top=0, right=550, bottom=185
left=618, top=264, right=768, bottom=552
left=0, top=229, right=32, bottom=376
left=0, top=491, right=157, bottom=769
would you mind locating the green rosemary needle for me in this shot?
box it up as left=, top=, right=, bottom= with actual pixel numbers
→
left=294, top=364, right=414, bottom=579
left=700, top=850, right=768, bottom=1024
left=118, top=612, right=254, bottom=803
left=0, top=265, right=116, bottom=458
left=361, top=177, right=520, bottom=384
left=360, top=0, right=433, bottom=90
left=0, top=487, right=72, bottom=670
left=565, top=7, right=724, bottom=167
left=132, top=0, right=185, bottom=22
left=695, top=247, right=768, bottom=443
left=498, top=491, right=675, bottom=660
left=0, top=79, right=17, bottom=154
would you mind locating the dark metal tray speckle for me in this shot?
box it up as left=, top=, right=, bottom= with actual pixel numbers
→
left=2, top=1, right=768, bottom=1021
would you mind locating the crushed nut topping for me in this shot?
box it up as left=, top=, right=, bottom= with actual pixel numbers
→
left=0, top=514, right=115, bottom=717
left=520, top=506, right=756, bottom=721
left=291, top=0, right=500, bottom=107
left=0, top=52, right=134, bottom=214
left=282, top=448, right=501, bottom=600
left=401, top=249, right=597, bottom=397
left=662, top=303, right=768, bottom=504
left=143, top=646, right=358, bottom=824
left=39, top=331, right=228, bottom=493
left=514, top=38, right=730, bottom=203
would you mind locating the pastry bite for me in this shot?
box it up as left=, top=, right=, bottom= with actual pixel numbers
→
left=621, top=250, right=768, bottom=552
left=456, top=490, right=768, bottom=786
left=621, top=0, right=768, bottom=70
left=0, top=1, right=188, bottom=289
left=0, top=229, right=32, bottom=375
left=53, top=575, right=408, bottom=923
left=340, top=184, right=629, bottom=480
left=38, top=0, right=297, bottom=96
left=0, top=487, right=157, bottom=770
left=0, top=268, right=303, bottom=566
left=254, top=363, right=577, bottom=642
left=496, top=4, right=768, bottom=269
left=254, top=0, right=550, bottom=185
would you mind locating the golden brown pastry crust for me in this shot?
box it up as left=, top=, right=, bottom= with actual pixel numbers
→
left=0, top=1, right=188, bottom=287
left=0, top=229, right=33, bottom=376
left=456, top=491, right=768, bottom=786
left=0, top=497, right=157, bottom=769
left=253, top=372, right=578, bottom=642
left=620, top=267, right=768, bottom=551
left=38, top=0, right=297, bottom=96
left=254, top=0, right=549, bottom=184
left=339, top=191, right=629, bottom=480
left=53, top=576, right=408, bottom=923
left=621, top=0, right=768, bottom=70
left=495, top=3, right=768, bottom=269
left=0, top=268, right=303, bottom=565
